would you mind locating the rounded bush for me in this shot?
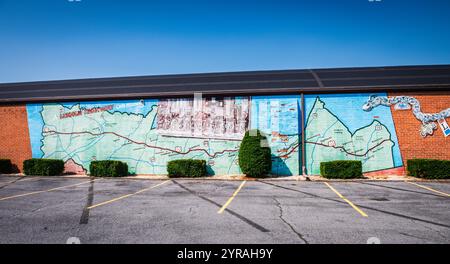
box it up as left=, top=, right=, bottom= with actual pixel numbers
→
left=407, top=159, right=450, bottom=179
left=320, top=160, right=363, bottom=179
left=238, top=129, right=271, bottom=177
left=23, top=158, right=65, bottom=176
left=89, top=160, right=128, bottom=177
left=167, top=159, right=207, bottom=177
left=0, top=159, right=12, bottom=174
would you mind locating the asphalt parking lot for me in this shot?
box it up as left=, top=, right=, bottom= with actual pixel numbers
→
left=0, top=175, right=449, bottom=244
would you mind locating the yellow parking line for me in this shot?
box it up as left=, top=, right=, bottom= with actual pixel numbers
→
left=405, top=181, right=450, bottom=197
left=218, top=180, right=246, bottom=214
left=324, top=182, right=368, bottom=217
left=87, top=180, right=170, bottom=210
left=0, top=179, right=96, bottom=201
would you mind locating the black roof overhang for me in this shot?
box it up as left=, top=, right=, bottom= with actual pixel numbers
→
left=0, top=64, right=449, bottom=104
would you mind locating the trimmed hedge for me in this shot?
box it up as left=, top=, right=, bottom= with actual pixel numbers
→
left=23, top=159, right=65, bottom=176
left=167, top=159, right=207, bottom=178
left=0, top=159, right=12, bottom=174
left=238, top=129, right=272, bottom=177
left=407, top=159, right=450, bottom=179
left=320, top=160, right=363, bottom=179
left=90, top=160, right=128, bottom=177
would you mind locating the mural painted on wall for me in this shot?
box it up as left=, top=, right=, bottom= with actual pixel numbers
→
left=25, top=92, right=409, bottom=176
left=251, top=95, right=301, bottom=176
left=26, top=95, right=300, bottom=176
left=304, top=93, right=403, bottom=175
left=363, top=95, right=450, bottom=137
left=156, top=97, right=249, bottom=139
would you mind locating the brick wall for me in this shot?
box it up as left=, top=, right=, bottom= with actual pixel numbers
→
left=0, top=104, right=32, bottom=172
left=0, top=92, right=448, bottom=175
left=388, top=92, right=450, bottom=165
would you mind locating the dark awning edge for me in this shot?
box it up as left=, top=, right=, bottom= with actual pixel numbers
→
left=1, top=64, right=449, bottom=104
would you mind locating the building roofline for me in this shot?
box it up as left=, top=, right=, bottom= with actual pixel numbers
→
left=1, top=64, right=449, bottom=86
left=1, top=64, right=449, bottom=104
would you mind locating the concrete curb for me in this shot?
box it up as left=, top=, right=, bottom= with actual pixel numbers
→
left=2, top=173, right=450, bottom=183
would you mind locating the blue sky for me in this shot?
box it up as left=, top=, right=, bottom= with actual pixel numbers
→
left=0, top=0, right=449, bottom=83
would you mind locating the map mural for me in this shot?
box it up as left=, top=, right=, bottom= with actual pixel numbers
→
left=251, top=95, right=301, bottom=176
left=27, top=98, right=243, bottom=175
left=25, top=92, right=403, bottom=176
left=304, top=93, right=403, bottom=175
left=157, top=97, right=249, bottom=139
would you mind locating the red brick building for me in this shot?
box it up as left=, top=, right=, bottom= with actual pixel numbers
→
left=0, top=65, right=448, bottom=176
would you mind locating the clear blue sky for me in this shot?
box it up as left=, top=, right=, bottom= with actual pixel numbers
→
left=1, top=0, right=449, bottom=83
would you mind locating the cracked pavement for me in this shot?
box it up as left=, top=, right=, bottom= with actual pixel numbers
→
left=273, top=197, right=309, bottom=244
left=0, top=176, right=449, bottom=244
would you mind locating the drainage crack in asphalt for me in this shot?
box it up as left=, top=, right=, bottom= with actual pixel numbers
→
left=273, top=197, right=309, bottom=244
left=79, top=178, right=95, bottom=225
left=172, top=180, right=270, bottom=233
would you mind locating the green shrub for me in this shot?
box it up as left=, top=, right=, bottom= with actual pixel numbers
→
left=320, top=160, right=363, bottom=179
left=0, top=159, right=13, bottom=174
left=407, top=159, right=450, bottom=179
left=238, top=129, right=272, bottom=177
left=23, top=158, right=65, bottom=176
left=167, top=159, right=207, bottom=177
left=90, top=160, right=129, bottom=177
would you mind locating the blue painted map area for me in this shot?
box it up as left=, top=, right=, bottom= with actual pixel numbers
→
left=26, top=98, right=244, bottom=175
left=26, top=99, right=158, bottom=159
left=251, top=95, right=301, bottom=175
left=251, top=95, right=301, bottom=135
left=304, top=92, right=403, bottom=169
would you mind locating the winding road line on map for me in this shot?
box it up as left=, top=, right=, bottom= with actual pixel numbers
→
left=44, top=130, right=238, bottom=158
left=304, top=139, right=391, bottom=157
left=45, top=130, right=390, bottom=159
left=275, top=138, right=390, bottom=158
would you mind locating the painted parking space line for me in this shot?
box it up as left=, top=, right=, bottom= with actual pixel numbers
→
left=87, top=180, right=170, bottom=210
left=218, top=180, right=246, bottom=214
left=323, top=182, right=368, bottom=217
left=405, top=181, right=450, bottom=197
left=0, top=179, right=97, bottom=201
